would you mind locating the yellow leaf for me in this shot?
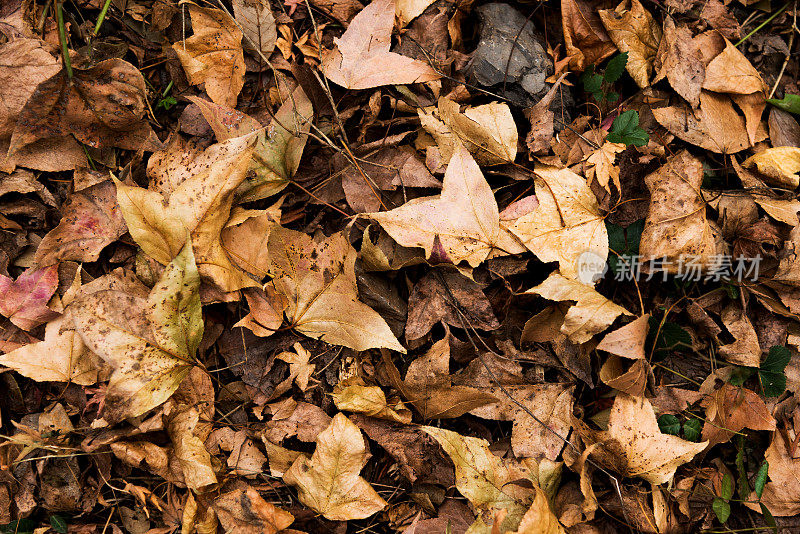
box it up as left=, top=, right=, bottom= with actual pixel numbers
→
left=332, top=378, right=411, bottom=423
left=367, top=146, right=524, bottom=267
left=172, top=3, right=245, bottom=106
left=743, top=147, right=800, bottom=189
left=276, top=342, right=315, bottom=392
left=283, top=413, right=387, bottom=520
left=584, top=142, right=625, bottom=194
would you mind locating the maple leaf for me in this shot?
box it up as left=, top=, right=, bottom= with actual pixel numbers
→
left=419, top=97, right=518, bottom=166
left=172, top=3, right=245, bottom=107
left=0, top=264, right=59, bottom=330
left=71, top=242, right=203, bottom=423
left=367, top=145, right=524, bottom=267
left=506, top=165, right=607, bottom=281
left=276, top=342, right=315, bottom=392
left=320, top=0, right=441, bottom=89
left=526, top=271, right=630, bottom=344
left=267, top=226, right=405, bottom=352
left=283, top=413, right=387, bottom=520
left=585, top=141, right=625, bottom=194
left=577, top=393, right=707, bottom=484
left=115, top=134, right=259, bottom=292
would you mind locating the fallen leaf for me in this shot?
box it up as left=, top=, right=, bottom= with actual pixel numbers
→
left=71, top=241, right=203, bottom=423
left=276, top=342, right=315, bottom=392
left=639, top=150, right=722, bottom=272
left=560, top=0, right=616, bottom=70
left=7, top=59, right=153, bottom=157
left=745, top=429, right=800, bottom=516
left=220, top=202, right=282, bottom=280
left=596, top=314, right=650, bottom=359
left=743, top=147, right=800, bottom=189
left=598, top=0, right=662, bottom=88
left=115, top=134, right=258, bottom=292
left=701, top=384, right=775, bottom=448
left=0, top=264, right=59, bottom=330
left=577, top=393, right=707, bottom=484
left=419, top=97, right=518, bottom=166
left=422, top=425, right=537, bottom=531
left=395, top=0, right=436, bottom=25
left=0, top=316, right=98, bottom=385
left=717, top=304, right=762, bottom=367
left=367, top=145, right=524, bottom=267
left=34, top=180, right=126, bottom=267
left=320, top=0, right=441, bottom=89
left=267, top=226, right=405, bottom=352
left=507, top=166, right=607, bottom=281
left=585, top=141, right=625, bottom=194
left=702, top=38, right=766, bottom=95
left=263, top=399, right=332, bottom=443
left=509, top=485, right=566, bottom=534
left=213, top=486, right=294, bottom=533
left=598, top=356, right=652, bottom=397
left=332, top=377, right=411, bottom=423
left=172, top=3, right=245, bottom=106
left=283, top=412, right=387, bottom=520
left=232, top=0, right=277, bottom=60
left=652, top=18, right=710, bottom=108
left=233, top=285, right=288, bottom=338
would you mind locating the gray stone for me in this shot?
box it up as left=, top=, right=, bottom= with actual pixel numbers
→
left=469, top=3, right=553, bottom=106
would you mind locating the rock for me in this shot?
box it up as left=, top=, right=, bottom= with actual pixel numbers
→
left=469, top=3, right=553, bottom=106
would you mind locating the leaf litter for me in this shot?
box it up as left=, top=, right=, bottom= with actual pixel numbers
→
left=1, top=0, right=800, bottom=532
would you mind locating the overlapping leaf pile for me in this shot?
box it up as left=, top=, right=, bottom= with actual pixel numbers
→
left=1, top=0, right=800, bottom=531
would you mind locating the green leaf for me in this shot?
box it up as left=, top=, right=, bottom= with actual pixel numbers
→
left=582, top=67, right=603, bottom=95
left=0, top=519, right=35, bottom=534
left=658, top=414, right=681, bottom=435
left=50, top=515, right=68, bottom=534
left=648, top=317, right=693, bottom=353
left=767, top=94, right=800, bottom=115
left=760, top=502, right=777, bottom=532
left=606, top=91, right=619, bottom=103
left=721, top=473, right=734, bottom=500
left=760, top=346, right=791, bottom=397
left=729, top=366, right=756, bottom=386
left=736, top=438, right=751, bottom=499
left=683, top=418, right=702, bottom=442
left=755, top=460, right=769, bottom=499
left=604, top=52, right=628, bottom=83
left=712, top=497, right=731, bottom=523
left=607, top=110, right=649, bottom=147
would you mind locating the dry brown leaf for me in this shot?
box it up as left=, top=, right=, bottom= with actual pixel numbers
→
left=598, top=0, right=662, bottom=88
left=173, top=3, right=245, bottom=106
left=267, top=226, right=404, bottom=352
left=639, top=150, right=723, bottom=272
left=220, top=202, right=281, bottom=280
left=702, top=38, right=766, bottom=95
left=745, top=429, right=800, bottom=516
left=232, top=0, right=277, bottom=60
left=367, top=145, right=524, bottom=267
left=652, top=18, right=711, bottom=108
left=743, top=147, right=800, bottom=189
left=233, top=285, right=288, bottom=338
left=701, top=384, right=775, bottom=448
left=320, top=0, right=441, bottom=89
left=283, top=413, right=387, bottom=520
left=598, top=356, right=651, bottom=397
left=578, top=393, right=707, bottom=484
left=653, top=91, right=763, bottom=153
left=213, top=486, right=294, bottom=533
left=717, top=304, right=762, bottom=367
left=561, top=0, right=616, bottom=70
left=0, top=264, right=59, bottom=330
left=276, top=342, right=315, bottom=392
left=395, top=0, right=437, bottom=25
left=507, top=166, right=607, bottom=281
left=526, top=272, right=630, bottom=344
left=596, top=314, right=650, bottom=359
left=509, top=485, right=566, bottom=534
left=419, top=97, right=518, bottom=166
left=585, top=142, right=625, bottom=194
left=116, top=134, right=258, bottom=292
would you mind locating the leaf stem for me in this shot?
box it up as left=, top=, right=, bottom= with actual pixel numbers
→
left=92, top=0, right=113, bottom=39
left=735, top=2, right=790, bottom=47
left=55, top=0, right=73, bottom=79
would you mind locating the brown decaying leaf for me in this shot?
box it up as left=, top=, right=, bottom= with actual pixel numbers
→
left=717, top=304, right=762, bottom=367
left=577, top=393, right=707, bottom=484
left=232, top=0, right=277, bottom=60
left=320, top=0, right=441, bottom=89
left=283, top=413, right=387, bottom=520
left=745, top=429, right=800, bottom=516
left=560, top=0, right=616, bottom=71
left=173, top=3, right=245, bottom=107
left=213, top=486, right=294, bottom=533
left=701, top=384, right=775, bottom=448
left=0, top=264, right=59, bottom=330
left=367, top=145, right=524, bottom=267
left=596, top=314, right=649, bottom=359
left=598, top=0, right=662, bottom=88
left=652, top=18, right=711, bottom=108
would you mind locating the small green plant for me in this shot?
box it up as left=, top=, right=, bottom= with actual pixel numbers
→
left=607, top=110, right=649, bottom=147
left=606, top=219, right=643, bottom=275
left=712, top=472, right=734, bottom=523
left=728, top=345, right=790, bottom=397
left=648, top=316, right=693, bottom=355
left=156, top=81, right=177, bottom=111
left=657, top=413, right=702, bottom=441
left=767, top=94, right=800, bottom=114
left=581, top=52, right=628, bottom=103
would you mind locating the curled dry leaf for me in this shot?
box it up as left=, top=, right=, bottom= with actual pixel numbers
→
left=34, top=180, right=127, bottom=267
left=115, top=134, right=259, bottom=292
left=173, top=3, right=245, bottom=107
left=560, top=0, right=616, bottom=71
left=7, top=59, right=153, bottom=158
left=220, top=202, right=282, bottom=280
left=596, top=314, right=650, bottom=359
left=367, top=145, right=524, bottom=267
left=0, top=264, right=59, bottom=330
left=598, top=0, right=662, bottom=88
left=578, top=393, right=707, bottom=484
left=507, top=166, right=607, bottom=281
left=283, top=413, right=387, bottom=520
left=639, top=150, right=723, bottom=272
left=717, top=304, right=762, bottom=367
left=213, top=486, right=294, bottom=533
left=71, top=242, right=203, bottom=423
left=321, top=0, right=441, bottom=89
left=267, top=226, right=405, bottom=352
left=419, top=97, right=518, bottom=166
left=0, top=316, right=98, bottom=385
left=526, top=272, right=630, bottom=344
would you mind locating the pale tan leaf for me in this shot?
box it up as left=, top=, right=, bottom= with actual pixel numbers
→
left=745, top=430, right=800, bottom=516
left=220, top=203, right=281, bottom=280
left=598, top=0, right=662, bottom=88
left=276, top=342, right=315, bottom=392
left=584, top=142, right=625, bottom=194
left=717, top=304, right=762, bottom=367
left=172, top=4, right=245, bottom=106
left=743, top=147, right=800, bottom=189
left=395, top=0, right=436, bottom=25
left=596, top=314, right=650, bottom=359
left=702, top=38, right=766, bottom=95
left=367, top=145, right=524, bottom=267
left=320, top=0, right=440, bottom=89
left=232, top=0, right=277, bottom=59
left=526, top=272, right=630, bottom=344
left=509, top=485, right=566, bottom=534
left=332, top=378, right=412, bottom=423
left=283, top=413, right=387, bottom=520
